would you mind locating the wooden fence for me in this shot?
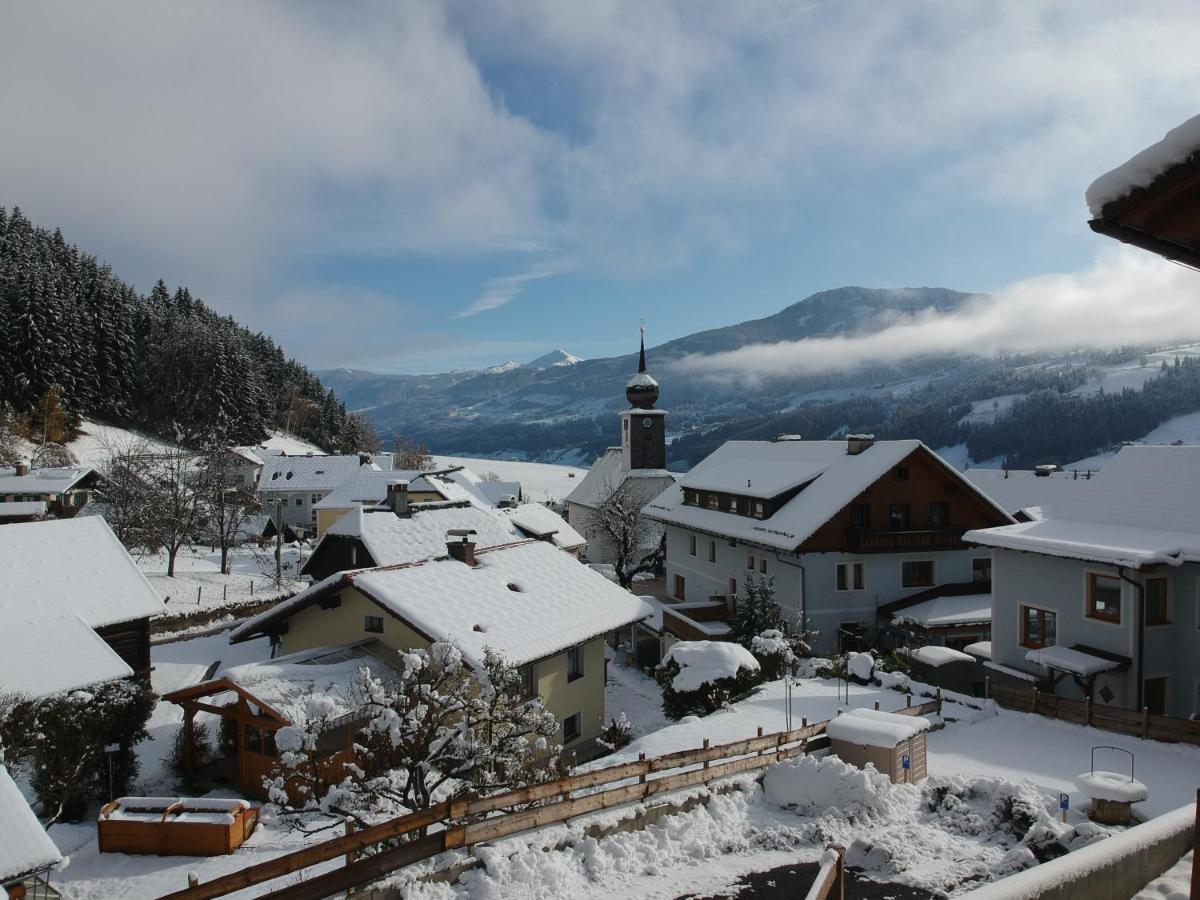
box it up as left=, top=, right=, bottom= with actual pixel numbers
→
left=159, top=697, right=941, bottom=900
left=989, top=682, right=1200, bottom=746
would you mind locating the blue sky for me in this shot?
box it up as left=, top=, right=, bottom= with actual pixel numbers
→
left=3, top=1, right=1199, bottom=374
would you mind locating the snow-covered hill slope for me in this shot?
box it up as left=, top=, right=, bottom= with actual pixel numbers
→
left=1067, top=410, right=1200, bottom=470
left=15, top=419, right=182, bottom=469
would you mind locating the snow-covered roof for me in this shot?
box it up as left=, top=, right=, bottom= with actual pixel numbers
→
left=237, top=541, right=650, bottom=668
left=0, top=501, right=47, bottom=517
left=1086, top=113, right=1200, bottom=215
left=504, top=502, right=586, bottom=551
left=661, top=641, right=760, bottom=692
left=1025, top=646, right=1120, bottom=677
left=910, top=645, right=975, bottom=668
left=228, top=447, right=265, bottom=467
left=827, top=707, right=931, bottom=749
left=965, top=445, right=1200, bottom=568
left=963, top=468, right=1099, bottom=519
left=565, top=447, right=676, bottom=509
left=216, top=643, right=398, bottom=723
left=963, top=640, right=992, bottom=660
left=646, top=440, right=1009, bottom=551
left=681, top=458, right=826, bottom=500
left=0, top=466, right=94, bottom=496
left=0, top=517, right=165, bottom=630
left=258, top=454, right=390, bottom=493
left=324, top=504, right=526, bottom=567
left=311, top=468, right=440, bottom=510
left=0, top=765, right=61, bottom=883
left=473, top=481, right=523, bottom=506
left=236, top=514, right=275, bottom=540
left=892, top=593, right=991, bottom=629
left=0, top=608, right=133, bottom=698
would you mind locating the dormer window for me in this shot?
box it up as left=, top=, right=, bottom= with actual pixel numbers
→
left=706, top=493, right=718, bottom=510
left=752, top=500, right=764, bottom=517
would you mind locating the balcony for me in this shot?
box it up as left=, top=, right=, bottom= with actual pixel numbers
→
left=845, top=528, right=965, bottom=553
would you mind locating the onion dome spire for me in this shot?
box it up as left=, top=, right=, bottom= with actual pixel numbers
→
left=626, top=323, right=660, bottom=409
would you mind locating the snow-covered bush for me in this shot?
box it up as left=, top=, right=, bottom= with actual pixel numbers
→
left=846, top=651, right=875, bottom=683
left=23, top=680, right=155, bottom=823
left=749, top=629, right=795, bottom=680
left=596, top=712, right=633, bottom=754
left=656, top=641, right=762, bottom=720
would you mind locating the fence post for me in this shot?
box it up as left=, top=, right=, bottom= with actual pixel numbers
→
left=1190, top=787, right=1198, bottom=900
left=906, top=692, right=912, bottom=709
left=1032, top=687, right=1038, bottom=715
left=936, top=687, right=943, bottom=716
left=1085, top=696, right=1092, bottom=727
left=188, top=873, right=199, bottom=888
left=1142, top=707, right=1151, bottom=739
left=831, top=844, right=846, bottom=900
left=638, top=752, right=647, bottom=786
left=985, top=674, right=990, bottom=700
left=757, top=726, right=764, bottom=758
left=196, top=585, right=202, bottom=605
left=703, top=738, right=710, bottom=771
left=345, top=818, right=356, bottom=868
left=873, top=701, right=880, bottom=711
left=223, top=584, right=228, bottom=602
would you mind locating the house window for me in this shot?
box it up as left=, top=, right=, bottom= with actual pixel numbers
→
left=894, top=466, right=910, bottom=482
left=746, top=553, right=755, bottom=570
left=752, top=500, right=764, bottom=517
left=758, top=558, right=767, bottom=574
left=706, top=493, right=719, bottom=509
left=728, top=577, right=737, bottom=596
left=566, top=646, right=583, bottom=682
left=929, top=502, right=949, bottom=528
left=1087, top=573, right=1122, bottom=624
left=311, top=493, right=321, bottom=505
left=708, top=540, right=716, bottom=563
left=518, top=663, right=536, bottom=696
left=244, top=724, right=263, bottom=755
left=972, top=557, right=991, bottom=582
left=364, top=615, right=384, bottom=634
left=902, top=560, right=934, bottom=588
left=689, top=534, right=697, bottom=556
left=1144, top=676, right=1168, bottom=716
left=1145, top=577, right=1169, bottom=625
left=850, top=503, right=870, bottom=529
left=836, top=562, right=864, bottom=592
left=294, top=498, right=302, bottom=506
left=889, top=504, right=911, bottom=531
left=1020, top=605, right=1057, bottom=649
left=563, top=711, right=582, bottom=743
left=673, top=574, right=685, bottom=600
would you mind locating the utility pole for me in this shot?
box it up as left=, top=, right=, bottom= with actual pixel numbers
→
left=275, top=498, right=283, bottom=587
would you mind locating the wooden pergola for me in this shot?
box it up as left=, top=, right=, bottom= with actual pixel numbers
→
left=162, top=678, right=291, bottom=800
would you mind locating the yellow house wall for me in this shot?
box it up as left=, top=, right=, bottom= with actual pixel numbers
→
left=280, top=586, right=609, bottom=749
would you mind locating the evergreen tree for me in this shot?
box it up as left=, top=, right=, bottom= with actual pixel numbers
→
left=732, top=575, right=783, bottom=649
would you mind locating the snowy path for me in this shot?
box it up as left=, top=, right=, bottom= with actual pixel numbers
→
left=605, top=660, right=670, bottom=738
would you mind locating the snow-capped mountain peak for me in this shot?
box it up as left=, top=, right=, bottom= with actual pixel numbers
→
left=483, top=360, right=523, bottom=375
left=526, top=349, right=583, bottom=370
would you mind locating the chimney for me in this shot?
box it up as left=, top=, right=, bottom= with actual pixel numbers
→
left=846, top=434, right=875, bottom=455
left=359, top=453, right=370, bottom=466
left=15, top=460, right=30, bottom=476
left=446, top=528, right=478, bottom=566
left=387, top=480, right=410, bottom=517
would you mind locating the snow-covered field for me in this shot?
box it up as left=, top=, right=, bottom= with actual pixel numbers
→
left=14, top=418, right=182, bottom=469
left=1068, top=409, right=1200, bottom=470
left=431, top=455, right=589, bottom=504
left=133, top=544, right=305, bottom=624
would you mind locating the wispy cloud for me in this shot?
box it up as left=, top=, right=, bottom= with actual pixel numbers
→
left=671, top=249, right=1200, bottom=383
left=457, top=260, right=572, bottom=317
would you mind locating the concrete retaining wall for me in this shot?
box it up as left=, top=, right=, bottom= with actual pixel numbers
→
left=963, top=801, right=1195, bottom=900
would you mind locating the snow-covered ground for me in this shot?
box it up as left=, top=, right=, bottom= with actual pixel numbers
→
left=431, top=455, right=589, bottom=504
left=1134, top=851, right=1194, bottom=900
left=247, top=431, right=327, bottom=456
left=133, top=544, right=305, bottom=623
left=604, top=659, right=670, bottom=739
left=14, top=418, right=182, bottom=469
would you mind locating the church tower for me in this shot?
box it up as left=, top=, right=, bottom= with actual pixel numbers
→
left=619, top=327, right=667, bottom=471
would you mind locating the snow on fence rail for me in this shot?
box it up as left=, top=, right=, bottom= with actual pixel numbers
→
left=159, top=696, right=942, bottom=900
left=804, top=846, right=846, bottom=900
left=988, top=681, right=1200, bottom=746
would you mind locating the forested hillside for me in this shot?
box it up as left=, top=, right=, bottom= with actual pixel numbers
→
left=0, top=207, right=374, bottom=451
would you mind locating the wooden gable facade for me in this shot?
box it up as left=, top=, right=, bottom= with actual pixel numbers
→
left=801, top=445, right=1011, bottom=554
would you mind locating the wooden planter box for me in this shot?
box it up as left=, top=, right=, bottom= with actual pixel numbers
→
left=98, top=797, right=258, bottom=856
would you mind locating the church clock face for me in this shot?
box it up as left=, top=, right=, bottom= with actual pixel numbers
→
left=642, top=417, right=654, bottom=429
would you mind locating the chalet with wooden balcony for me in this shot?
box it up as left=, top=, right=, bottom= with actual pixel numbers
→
left=642, top=435, right=1013, bottom=654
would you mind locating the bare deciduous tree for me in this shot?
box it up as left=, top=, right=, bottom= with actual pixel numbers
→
left=393, top=434, right=435, bottom=471
left=591, top=478, right=665, bottom=589
left=197, top=450, right=258, bottom=574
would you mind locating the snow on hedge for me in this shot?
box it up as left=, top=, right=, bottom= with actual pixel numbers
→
left=662, top=641, right=759, bottom=692
left=1074, top=770, right=1148, bottom=804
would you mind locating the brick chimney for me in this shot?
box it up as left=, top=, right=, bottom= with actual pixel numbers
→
left=387, top=480, right=410, bottom=517
left=15, top=460, right=30, bottom=476
left=446, top=528, right=478, bottom=566
left=846, top=434, right=875, bottom=455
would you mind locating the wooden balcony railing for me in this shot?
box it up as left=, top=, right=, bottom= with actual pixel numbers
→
left=845, top=529, right=965, bottom=553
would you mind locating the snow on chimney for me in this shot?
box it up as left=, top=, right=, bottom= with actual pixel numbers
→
left=387, top=480, right=410, bottom=517
left=446, top=528, right=478, bottom=566
left=15, top=460, right=30, bottom=476
left=846, top=434, right=875, bottom=455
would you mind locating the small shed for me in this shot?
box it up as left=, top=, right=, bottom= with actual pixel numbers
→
left=827, top=708, right=932, bottom=784
left=98, top=797, right=258, bottom=856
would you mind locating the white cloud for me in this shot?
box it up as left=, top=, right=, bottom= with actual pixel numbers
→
left=458, top=260, right=572, bottom=317
left=671, top=249, right=1200, bottom=383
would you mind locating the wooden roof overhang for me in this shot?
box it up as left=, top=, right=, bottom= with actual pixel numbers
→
left=1088, top=150, right=1200, bottom=270
left=162, top=676, right=292, bottom=729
